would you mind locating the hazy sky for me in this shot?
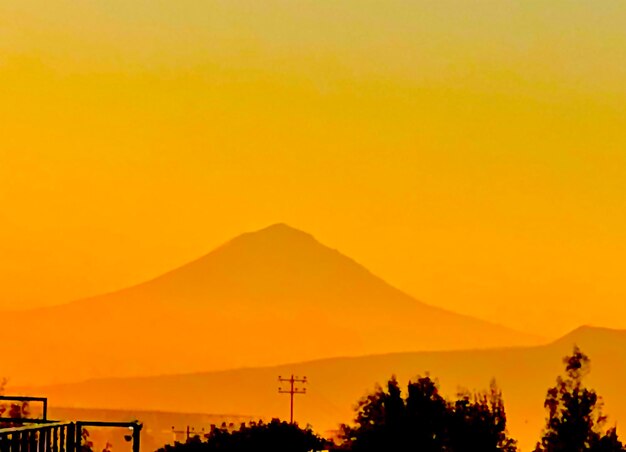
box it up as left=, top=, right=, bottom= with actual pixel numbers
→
left=1, top=0, right=625, bottom=337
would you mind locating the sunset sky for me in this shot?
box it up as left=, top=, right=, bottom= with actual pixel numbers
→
left=1, top=0, right=626, bottom=337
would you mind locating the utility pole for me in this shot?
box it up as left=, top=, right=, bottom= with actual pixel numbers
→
left=278, top=374, right=307, bottom=424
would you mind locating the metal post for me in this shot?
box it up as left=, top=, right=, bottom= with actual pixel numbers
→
left=12, top=432, right=21, bottom=452
left=289, top=377, right=294, bottom=424
left=46, top=426, right=52, bottom=452
left=52, top=427, right=58, bottom=452
left=20, top=431, right=29, bottom=452
left=66, top=424, right=75, bottom=452
left=132, top=423, right=142, bottom=452
left=29, top=431, right=38, bottom=452
left=59, top=426, right=65, bottom=452
left=74, top=423, right=81, bottom=452
left=38, top=429, right=46, bottom=452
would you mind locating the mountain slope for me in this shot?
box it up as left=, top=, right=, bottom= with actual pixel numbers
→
left=20, top=327, right=626, bottom=451
left=3, top=224, right=539, bottom=385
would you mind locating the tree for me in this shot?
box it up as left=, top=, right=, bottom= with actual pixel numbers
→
left=405, top=375, right=448, bottom=451
left=535, top=346, right=625, bottom=452
left=81, top=428, right=95, bottom=452
left=341, top=374, right=517, bottom=452
left=448, top=381, right=517, bottom=452
left=342, top=376, right=407, bottom=451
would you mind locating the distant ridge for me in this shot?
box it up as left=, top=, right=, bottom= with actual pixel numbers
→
left=19, top=327, right=626, bottom=452
left=3, top=224, right=541, bottom=385
left=550, top=325, right=626, bottom=354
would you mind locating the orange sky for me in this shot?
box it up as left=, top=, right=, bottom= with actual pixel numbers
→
left=1, top=0, right=626, bottom=338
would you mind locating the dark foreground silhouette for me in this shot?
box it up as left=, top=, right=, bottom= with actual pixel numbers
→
left=338, top=376, right=516, bottom=451
left=6, top=347, right=619, bottom=451
left=533, top=346, right=624, bottom=451
left=154, top=347, right=625, bottom=452
left=157, top=419, right=328, bottom=452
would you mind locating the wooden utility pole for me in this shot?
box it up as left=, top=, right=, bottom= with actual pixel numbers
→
left=278, top=375, right=307, bottom=424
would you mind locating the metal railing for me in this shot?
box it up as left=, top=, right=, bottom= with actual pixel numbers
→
left=0, top=420, right=142, bottom=452
left=0, top=395, right=141, bottom=452
left=0, top=421, right=75, bottom=452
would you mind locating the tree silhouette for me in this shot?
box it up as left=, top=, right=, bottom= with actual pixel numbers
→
left=594, top=428, right=625, bottom=452
left=341, top=377, right=406, bottom=451
left=157, top=418, right=328, bottom=452
left=341, top=374, right=517, bottom=451
left=405, top=376, right=448, bottom=451
left=448, top=381, right=517, bottom=452
left=81, top=427, right=95, bottom=452
left=535, top=346, right=625, bottom=452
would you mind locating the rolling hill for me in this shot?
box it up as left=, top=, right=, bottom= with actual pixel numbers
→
left=18, top=326, right=626, bottom=451
left=3, top=224, right=539, bottom=385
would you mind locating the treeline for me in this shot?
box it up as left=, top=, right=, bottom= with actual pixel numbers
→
left=157, top=347, right=625, bottom=451
left=158, top=420, right=329, bottom=452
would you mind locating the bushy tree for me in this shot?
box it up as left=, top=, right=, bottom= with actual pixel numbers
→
left=341, top=374, right=517, bottom=451
left=448, top=381, right=517, bottom=452
left=81, top=428, right=95, bottom=452
left=405, top=376, right=448, bottom=451
left=535, top=346, right=624, bottom=452
left=157, top=418, right=328, bottom=452
left=341, top=377, right=407, bottom=451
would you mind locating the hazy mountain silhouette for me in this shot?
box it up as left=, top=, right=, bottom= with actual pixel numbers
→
left=3, top=224, right=539, bottom=385
left=20, top=327, right=626, bottom=451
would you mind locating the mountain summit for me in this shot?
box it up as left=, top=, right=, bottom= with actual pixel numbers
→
left=4, top=224, right=541, bottom=385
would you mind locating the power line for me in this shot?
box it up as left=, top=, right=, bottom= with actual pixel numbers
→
left=278, top=374, right=307, bottom=424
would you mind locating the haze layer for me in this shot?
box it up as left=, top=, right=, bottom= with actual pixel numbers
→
left=20, top=327, right=626, bottom=451
left=2, top=1, right=626, bottom=336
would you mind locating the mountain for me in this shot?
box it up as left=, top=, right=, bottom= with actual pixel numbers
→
left=19, top=327, right=626, bottom=451
left=3, top=224, right=539, bottom=385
